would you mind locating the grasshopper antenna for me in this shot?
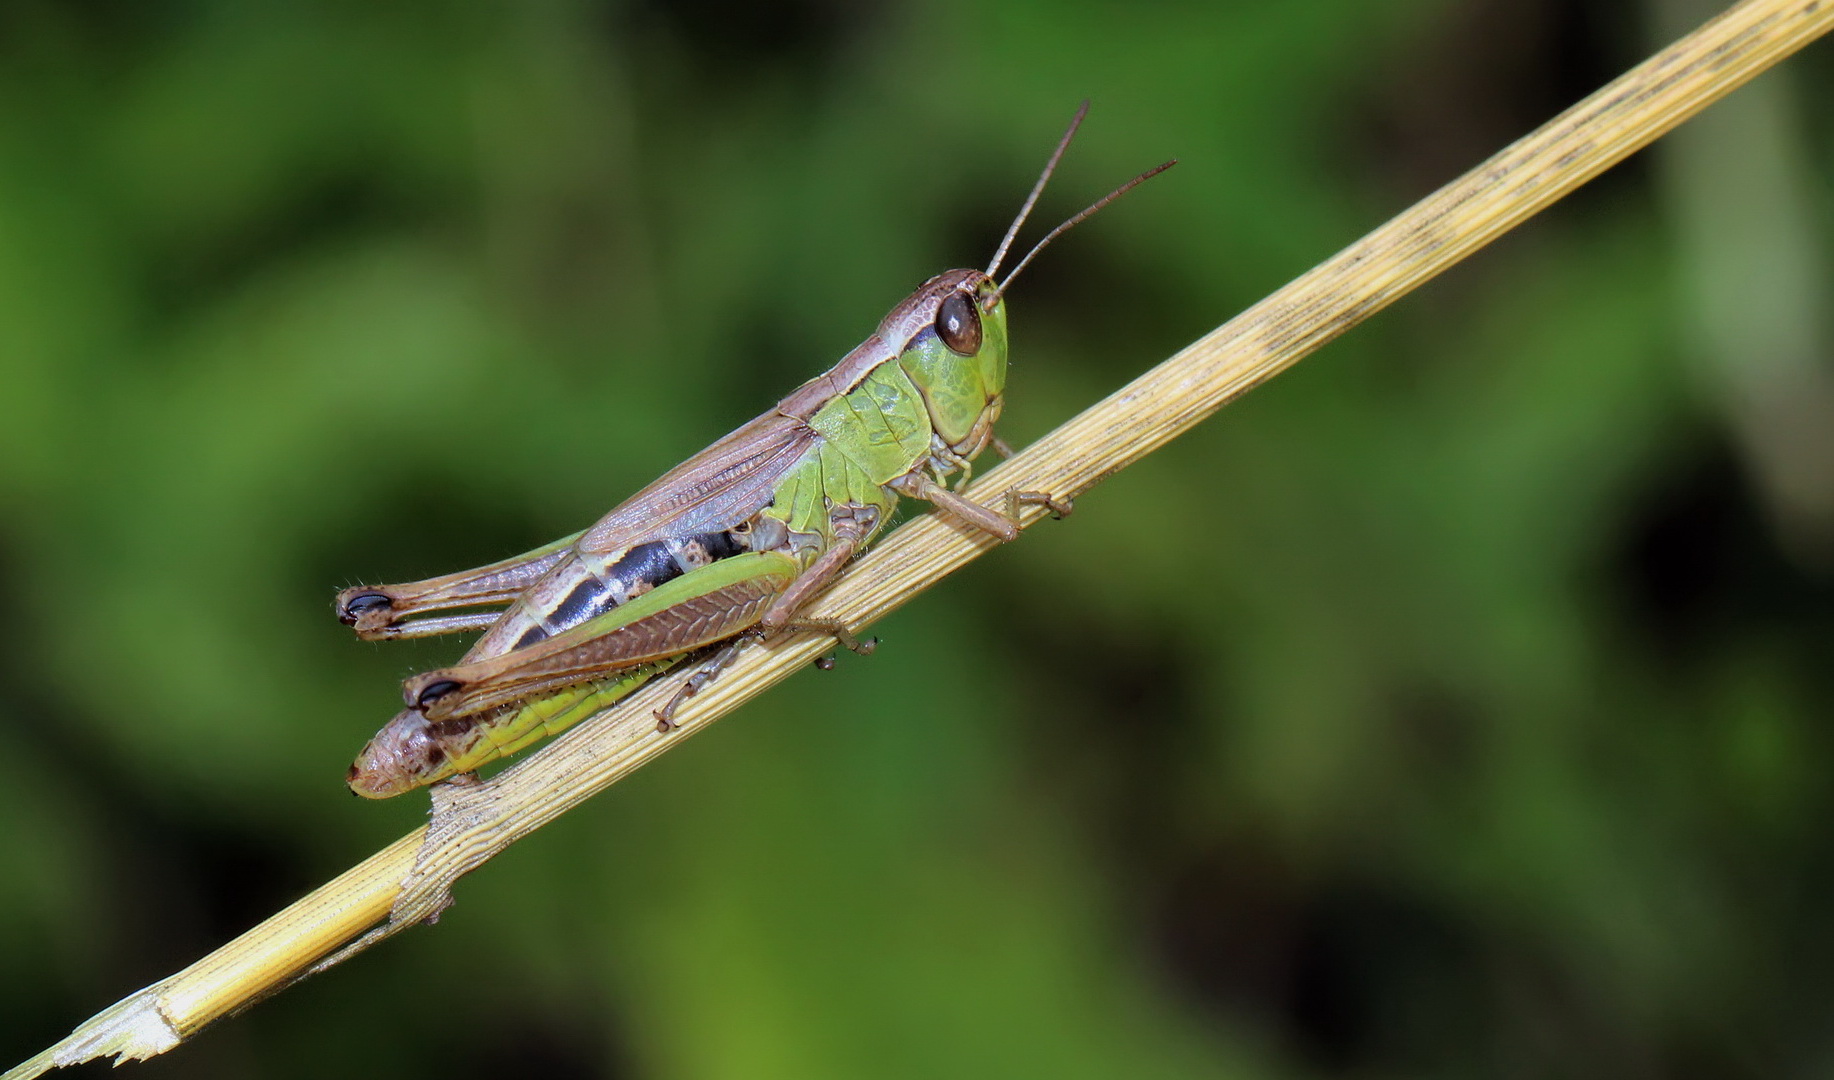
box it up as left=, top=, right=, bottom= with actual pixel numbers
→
left=991, top=158, right=1177, bottom=303
left=985, top=100, right=1090, bottom=280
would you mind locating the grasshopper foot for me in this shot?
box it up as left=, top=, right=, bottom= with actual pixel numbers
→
left=1006, top=489, right=1073, bottom=521
left=655, top=685, right=693, bottom=732
left=654, top=682, right=698, bottom=732
left=787, top=617, right=878, bottom=656
left=654, top=641, right=745, bottom=733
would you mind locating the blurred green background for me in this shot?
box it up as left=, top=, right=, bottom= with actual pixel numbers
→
left=4, top=1, right=1832, bottom=1077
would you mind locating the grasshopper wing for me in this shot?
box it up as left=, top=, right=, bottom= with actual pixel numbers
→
left=577, top=409, right=818, bottom=557
left=406, top=550, right=801, bottom=720
left=459, top=410, right=820, bottom=662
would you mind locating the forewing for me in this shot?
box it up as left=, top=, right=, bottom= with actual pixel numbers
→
left=577, top=410, right=818, bottom=558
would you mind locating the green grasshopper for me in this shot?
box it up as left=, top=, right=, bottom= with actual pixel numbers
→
left=338, top=103, right=1172, bottom=798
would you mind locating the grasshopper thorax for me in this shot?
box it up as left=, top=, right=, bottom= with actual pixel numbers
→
left=895, top=269, right=1008, bottom=454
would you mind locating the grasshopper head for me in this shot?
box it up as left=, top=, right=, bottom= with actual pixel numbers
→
left=897, top=269, right=1008, bottom=453
left=887, top=105, right=1172, bottom=459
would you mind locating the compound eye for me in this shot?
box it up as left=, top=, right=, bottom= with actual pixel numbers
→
left=935, top=291, right=982, bottom=356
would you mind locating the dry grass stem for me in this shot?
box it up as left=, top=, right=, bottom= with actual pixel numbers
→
left=9, top=0, right=1830, bottom=1074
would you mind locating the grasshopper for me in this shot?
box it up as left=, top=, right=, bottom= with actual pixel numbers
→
left=338, top=103, right=1172, bottom=798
